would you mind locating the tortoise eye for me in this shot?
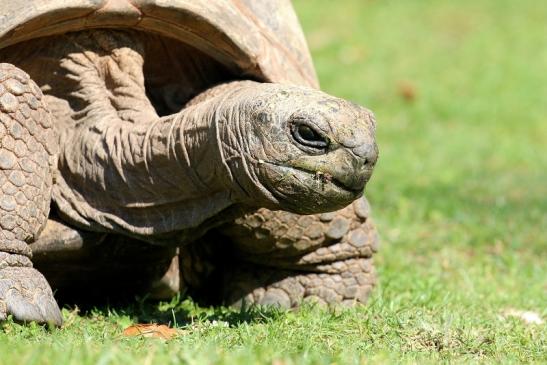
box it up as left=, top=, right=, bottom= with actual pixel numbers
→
left=291, top=123, right=329, bottom=149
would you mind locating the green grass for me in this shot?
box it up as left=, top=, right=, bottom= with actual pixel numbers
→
left=1, top=0, right=546, bottom=363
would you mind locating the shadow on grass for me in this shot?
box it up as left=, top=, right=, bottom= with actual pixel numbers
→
left=72, top=295, right=285, bottom=327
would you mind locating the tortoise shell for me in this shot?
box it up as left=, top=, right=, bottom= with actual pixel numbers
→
left=0, top=0, right=318, bottom=88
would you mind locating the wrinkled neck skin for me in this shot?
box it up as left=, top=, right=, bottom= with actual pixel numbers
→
left=3, top=30, right=278, bottom=243
left=54, top=83, right=277, bottom=242
left=5, top=30, right=377, bottom=246
left=0, top=30, right=277, bottom=245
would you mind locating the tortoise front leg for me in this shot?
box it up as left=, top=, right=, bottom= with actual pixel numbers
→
left=181, top=197, right=378, bottom=308
left=0, top=64, right=62, bottom=325
left=219, top=197, right=378, bottom=307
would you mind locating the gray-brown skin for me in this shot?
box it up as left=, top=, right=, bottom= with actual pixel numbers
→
left=0, top=30, right=378, bottom=326
left=182, top=198, right=378, bottom=308
left=0, top=64, right=61, bottom=324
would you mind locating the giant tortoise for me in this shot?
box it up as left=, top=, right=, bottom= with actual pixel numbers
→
left=0, top=0, right=379, bottom=326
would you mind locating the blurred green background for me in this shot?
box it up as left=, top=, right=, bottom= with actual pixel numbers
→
left=293, top=0, right=547, bottom=361
left=296, top=0, right=546, bottom=253
left=295, top=0, right=547, bottom=305
left=1, top=0, right=545, bottom=363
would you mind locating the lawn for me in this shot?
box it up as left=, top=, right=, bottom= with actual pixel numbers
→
left=1, top=0, right=546, bottom=363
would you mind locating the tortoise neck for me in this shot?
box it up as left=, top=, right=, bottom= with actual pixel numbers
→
left=52, top=95, right=244, bottom=238
left=130, top=81, right=275, bottom=206
left=4, top=30, right=270, bottom=239
left=142, top=103, right=229, bottom=196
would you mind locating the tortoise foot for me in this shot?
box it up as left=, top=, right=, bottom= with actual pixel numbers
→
left=0, top=266, right=63, bottom=326
left=178, top=197, right=379, bottom=308
left=223, top=257, right=376, bottom=309
left=217, top=197, right=379, bottom=308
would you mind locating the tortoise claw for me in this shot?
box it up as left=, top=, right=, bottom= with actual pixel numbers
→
left=0, top=267, right=63, bottom=326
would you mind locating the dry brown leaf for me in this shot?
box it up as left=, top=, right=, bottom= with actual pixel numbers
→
left=123, top=323, right=180, bottom=340
left=398, top=81, right=417, bottom=102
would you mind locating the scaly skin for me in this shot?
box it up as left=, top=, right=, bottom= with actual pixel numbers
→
left=0, top=31, right=378, bottom=322
left=179, top=197, right=378, bottom=307
left=221, top=197, right=377, bottom=307
left=0, top=63, right=62, bottom=325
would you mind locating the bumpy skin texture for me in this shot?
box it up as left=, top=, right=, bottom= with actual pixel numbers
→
left=178, top=196, right=377, bottom=307
left=0, top=29, right=379, bottom=322
left=222, top=196, right=377, bottom=307
left=0, top=63, right=62, bottom=325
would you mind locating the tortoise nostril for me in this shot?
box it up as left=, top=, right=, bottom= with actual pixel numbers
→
left=353, top=143, right=377, bottom=163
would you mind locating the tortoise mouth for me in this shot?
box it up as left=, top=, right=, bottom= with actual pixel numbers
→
left=261, top=161, right=364, bottom=212
left=262, top=160, right=365, bottom=194
left=289, top=165, right=365, bottom=194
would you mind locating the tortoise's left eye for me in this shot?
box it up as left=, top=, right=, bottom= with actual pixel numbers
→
left=291, top=122, right=329, bottom=150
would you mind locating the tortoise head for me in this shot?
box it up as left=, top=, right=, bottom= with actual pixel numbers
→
left=221, top=83, right=378, bottom=214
